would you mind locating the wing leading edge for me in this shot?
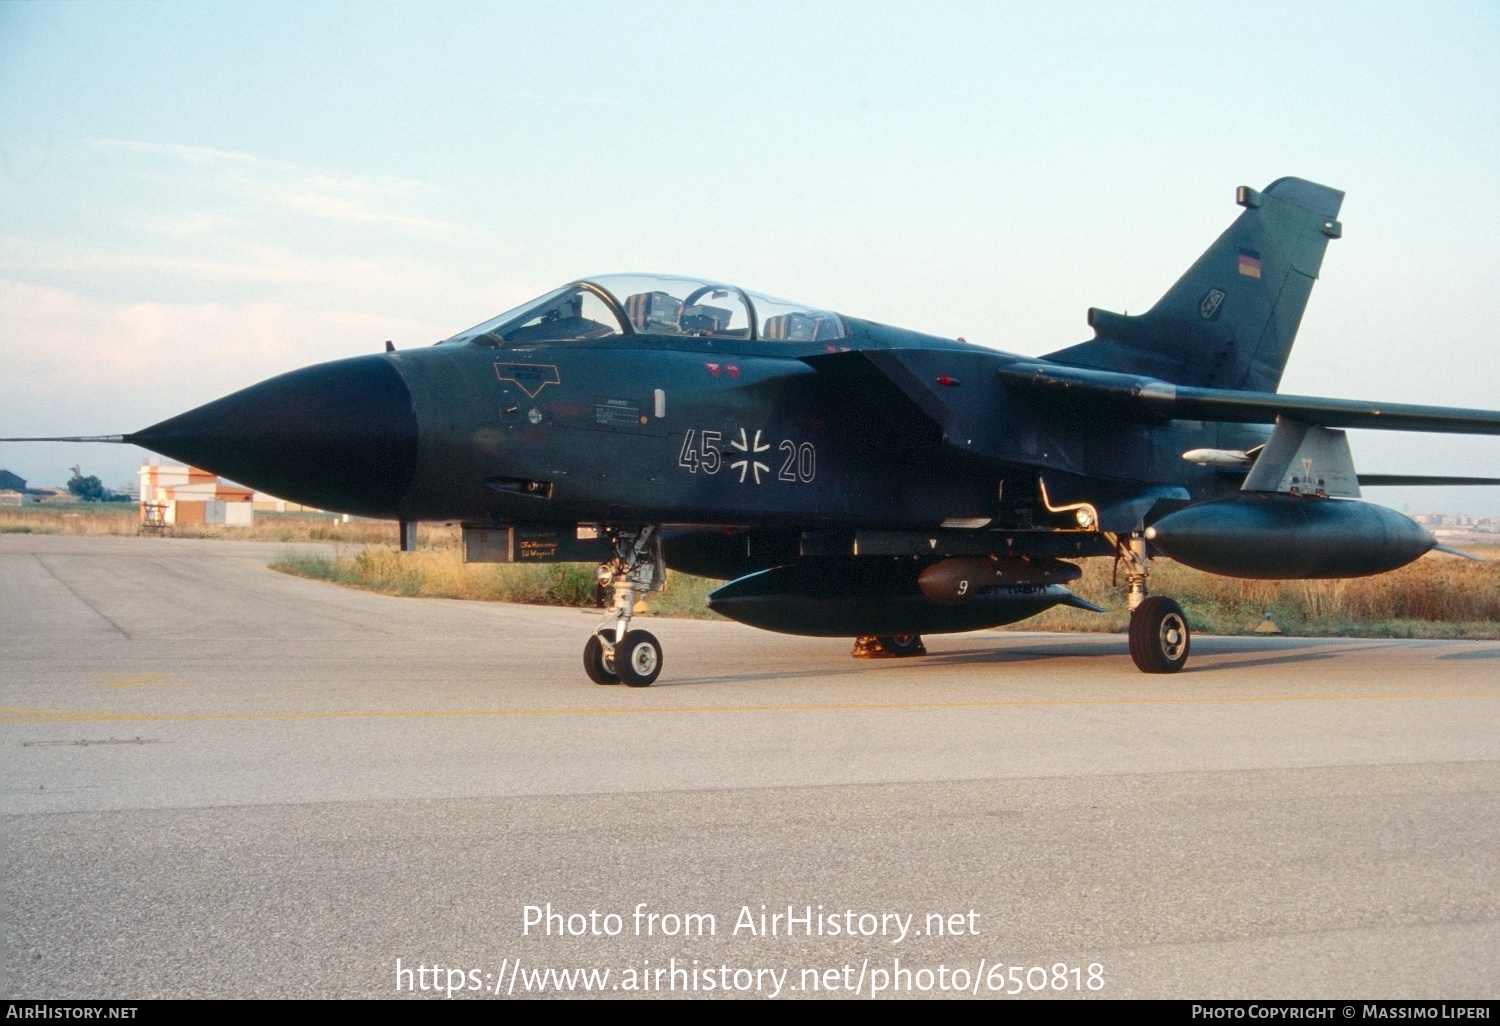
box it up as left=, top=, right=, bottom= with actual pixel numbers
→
left=995, top=361, right=1500, bottom=435
left=802, top=349, right=1500, bottom=441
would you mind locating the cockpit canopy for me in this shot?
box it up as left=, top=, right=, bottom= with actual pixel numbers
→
left=443, top=274, right=847, bottom=347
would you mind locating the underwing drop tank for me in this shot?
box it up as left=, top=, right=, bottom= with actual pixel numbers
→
left=707, top=557, right=1099, bottom=637
left=1144, top=494, right=1436, bottom=579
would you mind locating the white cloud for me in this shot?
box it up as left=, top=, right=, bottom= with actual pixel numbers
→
left=0, top=278, right=444, bottom=429
left=128, top=212, right=241, bottom=238
left=1, top=234, right=428, bottom=294
left=0, top=140, right=530, bottom=321
left=92, top=140, right=460, bottom=236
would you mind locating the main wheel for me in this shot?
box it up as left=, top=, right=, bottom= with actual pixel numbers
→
left=614, top=629, right=663, bottom=687
left=583, top=634, right=619, bottom=685
left=1129, top=596, right=1190, bottom=673
left=876, top=633, right=927, bottom=657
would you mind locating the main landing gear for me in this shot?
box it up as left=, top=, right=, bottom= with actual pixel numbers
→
left=584, top=527, right=666, bottom=687
left=1116, top=530, right=1190, bottom=673
left=851, top=634, right=928, bottom=658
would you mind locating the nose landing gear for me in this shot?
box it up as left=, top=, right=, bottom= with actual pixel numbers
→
left=584, top=527, right=665, bottom=687
left=1116, top=529, right=1191, bottom=673
left=582, top=634, right=619, bottom=685
left=615, top=629, right=663, bottom=688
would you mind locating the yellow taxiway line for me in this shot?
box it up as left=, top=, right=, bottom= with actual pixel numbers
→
left=2, top=690, right=1496, bottom=726
left=96, top=674, right=189, bottom=688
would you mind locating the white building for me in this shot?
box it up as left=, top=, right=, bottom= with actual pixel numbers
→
left=138, top=463, right=254, bottom=527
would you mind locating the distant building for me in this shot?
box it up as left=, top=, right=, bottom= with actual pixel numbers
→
left=1413, top=511, right=1500, bottom=537
left=251, top=492, right=320, bottom=513
left=0, top=470, right=27, bottom=492
left=138, top=463, right=254, bottom=527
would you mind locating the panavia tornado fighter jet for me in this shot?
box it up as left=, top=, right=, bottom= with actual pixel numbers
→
left=18, top=177, right=1500, bottom=683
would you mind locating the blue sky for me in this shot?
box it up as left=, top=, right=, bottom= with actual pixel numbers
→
left=2, top=1, right=1498, bottom=512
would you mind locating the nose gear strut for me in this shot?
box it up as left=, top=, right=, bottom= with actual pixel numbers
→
left=583, top=527, right=666, bottom=687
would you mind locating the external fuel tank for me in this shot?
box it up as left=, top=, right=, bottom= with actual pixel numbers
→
left=1145, top=494, right=1436, bottom=579
left=706, top=557, right=1095, bottom=637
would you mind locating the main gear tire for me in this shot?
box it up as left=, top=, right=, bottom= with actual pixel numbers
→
left=876, top=633, right=927, bottom=657
left=1129, top=596, right=1190, bottom=674
left=583, top=634, right=619, bottom=685
left=615, top=629, right=663, bottom=687
left=852, top=634, right=929, bottom=658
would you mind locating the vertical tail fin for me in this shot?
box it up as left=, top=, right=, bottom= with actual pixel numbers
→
left=1044, top=177, right=1344, bottom=392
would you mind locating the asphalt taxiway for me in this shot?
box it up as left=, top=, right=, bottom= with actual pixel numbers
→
left=3, top=534, right=1497, bottom=998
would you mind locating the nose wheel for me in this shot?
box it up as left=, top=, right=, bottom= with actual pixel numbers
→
left=615, top=629, right=662, bottom=687
left=584, top=629, right=663, bottom=687
left=583, top=634, right=619, bottom=685
left=584, top=527, right=666, bottom=686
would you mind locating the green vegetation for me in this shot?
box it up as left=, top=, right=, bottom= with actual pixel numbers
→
left=66, top=466, right=129, bottom=502
left=66, top=471, right=108, bottom=501
left=26, top=501, right=138, bottom=515
left=270, top=545, right=1500, bottom=638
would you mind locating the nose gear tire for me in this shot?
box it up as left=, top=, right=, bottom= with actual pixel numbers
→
left=583, top=634, right=619, bottom=685
left=615, top=629, right=663, bottom=687
left=1129, top=596, right=1190, bottom=673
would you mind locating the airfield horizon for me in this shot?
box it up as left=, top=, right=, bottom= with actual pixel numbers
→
left=4, top=505, right=1497, bottom=642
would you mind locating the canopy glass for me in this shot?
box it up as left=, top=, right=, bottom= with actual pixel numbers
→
left=442, top=275, right=846, bottom=346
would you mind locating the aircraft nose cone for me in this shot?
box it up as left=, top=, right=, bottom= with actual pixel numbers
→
left=129, top=355, right=418, bottom=517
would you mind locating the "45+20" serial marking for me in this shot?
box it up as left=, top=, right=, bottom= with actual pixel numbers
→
left=679, top=429, right=815, bottom=485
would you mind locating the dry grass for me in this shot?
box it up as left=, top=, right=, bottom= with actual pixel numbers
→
left=1013, top=545, right=1500, bottom=639
left=270, top=544, right=1500, bottom=638
left=10, top=504, right=1495, bottom=637
left=271, top=548, right=722, bottom=618
left=0, top=504, right=460, bottom=547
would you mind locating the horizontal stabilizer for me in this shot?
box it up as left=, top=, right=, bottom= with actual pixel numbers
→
left=997, top=362, right=1500, bottom=435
